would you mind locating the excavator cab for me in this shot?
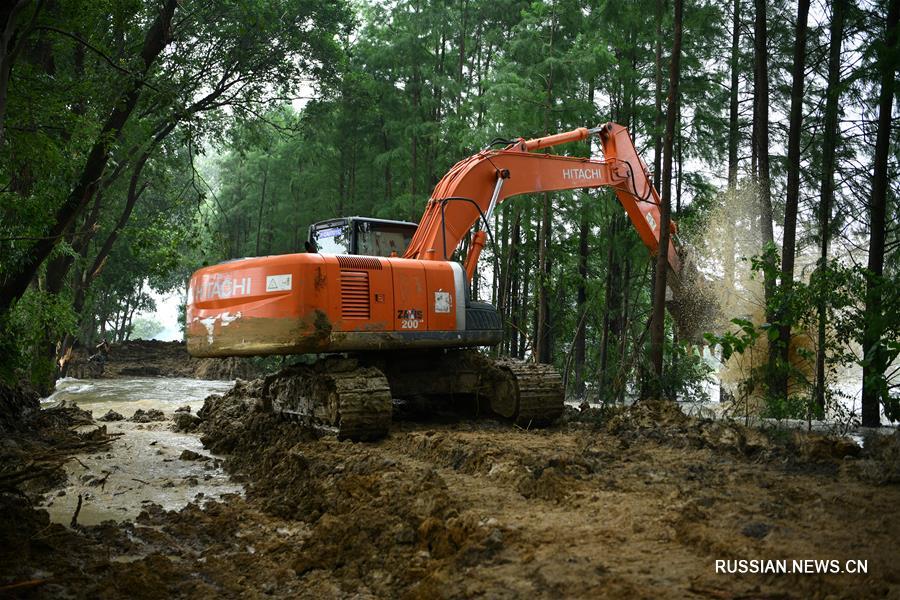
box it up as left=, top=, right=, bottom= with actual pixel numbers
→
left=307, top=217, right=418, bottom=257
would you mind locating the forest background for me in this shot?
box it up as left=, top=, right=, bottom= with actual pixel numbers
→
left=0, top=0, right=897, bottom=426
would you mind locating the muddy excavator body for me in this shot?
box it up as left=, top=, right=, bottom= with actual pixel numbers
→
left=186, top=123, right=682, bottom=439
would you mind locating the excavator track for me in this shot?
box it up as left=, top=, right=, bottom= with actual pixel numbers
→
left=265, top=358, right=392, bottom=441
left=264, top=351, right=563, bottom=441
left=493, top=359, right=565, bottom=426
left=368, top=350, right=564, bottom=428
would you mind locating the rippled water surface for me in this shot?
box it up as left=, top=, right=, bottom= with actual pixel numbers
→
left=43, top=377, right=235, bottom=417
left=39, top=377, right=242, bottom=526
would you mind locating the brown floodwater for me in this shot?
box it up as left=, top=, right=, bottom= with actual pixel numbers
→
left=39, top=377, right=241, bottom=526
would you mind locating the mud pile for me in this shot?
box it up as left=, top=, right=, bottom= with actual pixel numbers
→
left=1, top=489, right=299, bottom=597
left=193, top=356, right=260, bottom=380
left=0, top=380, right=40, bottom=432
left=198, top=384, right=508, bottom=596
left=194, top=383, right=900, bottom=597
left=0, top=401, right=111, bottom=494
left=0, top=401, right=118, bottom=593
left=4, top=375, right=900, bottom=598
left=605, top=400, right=775, bottom=457
left=855, top=430, right=900, bottom=484
left=197, top=378, right=266, bottom=453
left=603, top=400, right=869, bottom=465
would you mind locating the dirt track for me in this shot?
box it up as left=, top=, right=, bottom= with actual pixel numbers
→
left=3, top=385, right=899, bottom=599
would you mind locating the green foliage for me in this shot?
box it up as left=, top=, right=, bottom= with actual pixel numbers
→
left=660, top=338, right=715, bottom=404
left=200, top=0, right=726, bottom=400
left=5, top=288, right=77, bottom=392
left=131, top=317, right=165, bottom=340
left=0, top=0, right=894, bottom=411
left=1, top=0, right=350, bottom=388
left=704, top=317, right=761, bottom=363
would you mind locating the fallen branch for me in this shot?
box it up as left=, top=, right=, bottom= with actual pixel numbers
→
left=0, top=461, right=65, bottom=489
left=0, top=579, right=49, bottom=593
left=70, top=493, right=83, bottom=528
left=95, top=470, right=111, bottom=490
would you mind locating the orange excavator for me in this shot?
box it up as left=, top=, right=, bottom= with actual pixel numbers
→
left=186, top=123, right=681, bottom=439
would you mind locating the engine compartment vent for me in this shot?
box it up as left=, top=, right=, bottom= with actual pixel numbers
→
left=337, top=256, right=383, bottom=270
left=340, top=270, right=371, bottom=320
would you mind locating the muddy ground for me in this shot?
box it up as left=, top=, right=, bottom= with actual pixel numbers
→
left=2, top=374, right=899, bottom=599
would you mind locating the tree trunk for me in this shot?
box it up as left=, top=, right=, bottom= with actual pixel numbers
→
left=501, top=208, right=520, bottom=346
left=492, top=207, right=504, bottom=308
left=85, top=167, right=152, bottom=288
left=536, top=193, right=552, bottom=363
left=522, top=211, right=535, bottom=359
left=615, top=257, right=634, bottom=403
left=509, top=213, right=522, bottom=357
left=0, top=0, right=35, bottom=147
left=648, top=0, right=682, bottom=391
left=599, top=213, right=622, bottom=391
left=861, top=0, right=898, bottom=427
left=653, top=0, right=665, bottom=189
left=815, top=0, right=846, bottom=412
left=727, top=0, right=740, bottom=191
left=381, top=122, right=392, bottom=202
left=255, top=162, right=270, bottom=256
left=774, top=0, right=811, bottom=402
left=675, top=105, right=683, bottom=214
left=456, top=0, right=468, bottom=114
left=753, top=0, right=777, bottom=401
left=723, top=0, right=741, bottom=297
left=574, top=202, right=589, bottom=396
left=535, top=10, right=556, bottom=365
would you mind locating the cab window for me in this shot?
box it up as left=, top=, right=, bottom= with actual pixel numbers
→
left=312, top=224, right=350, bottom=255
left=356, top=222, right=415, bottom=257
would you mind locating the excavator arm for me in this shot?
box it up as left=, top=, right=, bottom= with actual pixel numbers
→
left=403, top=122, right=681, bottom=291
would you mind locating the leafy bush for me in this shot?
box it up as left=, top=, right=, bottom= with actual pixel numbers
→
left=661, top=338, right=714, bottom=404
left=3, top=288, right=77, bottom=393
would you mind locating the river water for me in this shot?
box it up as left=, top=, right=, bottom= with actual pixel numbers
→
left=39, top=377, right=241, bottom=526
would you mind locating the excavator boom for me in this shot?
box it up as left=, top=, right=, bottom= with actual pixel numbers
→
left=404, top=122, right=681, bottom=289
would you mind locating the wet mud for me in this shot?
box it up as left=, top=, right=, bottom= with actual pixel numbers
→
left=3, top=378, right=899, bottom=598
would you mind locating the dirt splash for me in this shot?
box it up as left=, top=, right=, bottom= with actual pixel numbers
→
left=683, top=184, right=827, bottom=409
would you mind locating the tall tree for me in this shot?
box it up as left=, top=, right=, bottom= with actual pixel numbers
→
left=753, top=0, right=776, bottom=329
left=0, top=1, right=35, bottom=146
left=653, top=0, right=665, bottom=189
left=773, top=0, right=811, bottom=401
left=862, top=0, right=899, bottom=427
left=649, top=0, right=683, bottom=387
left=722, top=0, right=742, bottom=296
left=0, top=0, right=179, bottom=313
left=573, top=203, right=589, bottom=396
